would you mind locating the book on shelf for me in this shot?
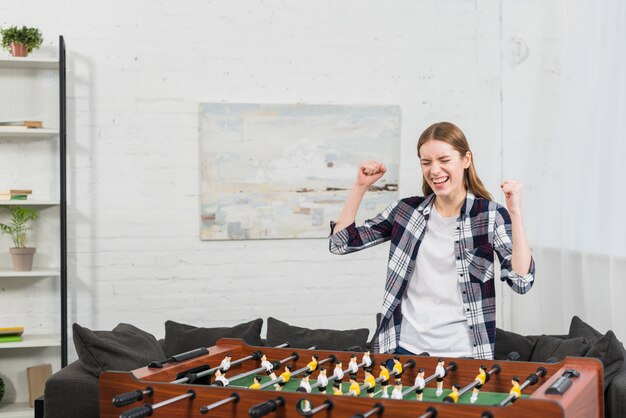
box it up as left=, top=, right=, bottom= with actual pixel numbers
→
left=27, top=364, right=52, bottom=407
left=0, top=120, right=43, bottom=129
left=0, top=194, right=29, bottom=200
left=0, top=326, right=25, bottom=335
left=0, top=189, right=32, bottom=195
left=0, top=335, right=23, bottom=343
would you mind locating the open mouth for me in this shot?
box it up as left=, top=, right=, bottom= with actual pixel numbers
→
left=432, top=176, right=449, bottom=188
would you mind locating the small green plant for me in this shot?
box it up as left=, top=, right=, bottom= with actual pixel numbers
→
left=0, top=26, right=43, bottom=53
left=0, top=206, right=39, bottom=248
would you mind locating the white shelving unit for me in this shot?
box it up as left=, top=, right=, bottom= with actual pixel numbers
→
left=0, top=38, right=67, bottom=417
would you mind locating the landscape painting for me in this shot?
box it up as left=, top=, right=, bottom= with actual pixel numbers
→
left=199, top=103, right=400, bottom=240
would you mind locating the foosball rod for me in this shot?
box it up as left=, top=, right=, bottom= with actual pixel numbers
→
left=296, top=399, right=334, bottom=416
left=227, top=346, right=316, bottom=384
left=401, top=361, right=458, bottom=397
left=259, top=353, right=335, bottom=389
left=454, top=363, right=502, bottom=400
left=171, top=343, right=290, bottom=384
left=416, top=406, right=439, bottom=418
left=119, top=389, right=196, bottom=418
left=200, top=392, right=239, bottom=415
left=351, top=402, right=384, bottom=418
left=496, top=366, right=548, bottom=407
left=112, top=387, right=154, bottom=408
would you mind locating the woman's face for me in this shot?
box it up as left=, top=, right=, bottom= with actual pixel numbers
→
left=419, top=139, right=470, bottom=198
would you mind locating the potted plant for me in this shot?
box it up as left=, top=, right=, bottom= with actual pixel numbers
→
left=0, top=206, right=38, bottom=271
left=0, top=26, right=43, bottom=57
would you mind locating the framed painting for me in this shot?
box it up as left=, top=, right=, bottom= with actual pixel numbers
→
left=199, top=103, right=400, bottom=240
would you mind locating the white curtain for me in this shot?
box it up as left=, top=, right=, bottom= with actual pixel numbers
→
left=506, top=0, right=626, bottom=342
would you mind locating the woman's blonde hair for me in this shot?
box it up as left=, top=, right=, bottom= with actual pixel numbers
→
left=417, top=122, right=492, bottom=200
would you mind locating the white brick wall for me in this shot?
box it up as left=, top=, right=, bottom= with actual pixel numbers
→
left=1, top=0, right=567, bottom=362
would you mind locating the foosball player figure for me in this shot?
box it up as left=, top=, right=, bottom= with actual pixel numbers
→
left=391, top=379, right=403, bottom=400
left=470, top=365, right=488, bottom=403
left=392, top=356, right=404, bottom=378
left=307, top=354, right=319, bottom=372
left=414, top=368, right=426, bottom=401
left=332, top=381, right=343, bottom=396
left=220, top=353, right=233, bottom=371
left=249, top=375, right=262, bottom=389
left=261, top=354, right=277, bottom=380
left=443, top=384, right=461, bottom=403
left=296, top=388, right=312, bottom=412
left=333, top=361, right=344, bottom=382
left=214, top=369, right=229, bottom=387
left=363, top=367, right=376, bottom=398
left=362, top=350, right=373, bottom=368
left=317, top=367, right=329, bottom=392
left=510, top=376, right=521, bottom=400
left=348, top=373, right=361, bottom=397
left=275, top=364, right=292, bottom=391
left=300, top=371, right=312, bottom=393
left=348, top=354, right=359, bottom=374
left=435, top=358, right=446, bottom=396
left=378, top=362, right=390, bottom=398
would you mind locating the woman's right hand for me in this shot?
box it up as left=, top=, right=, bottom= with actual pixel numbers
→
left=356, top=160, right=387, bottom=187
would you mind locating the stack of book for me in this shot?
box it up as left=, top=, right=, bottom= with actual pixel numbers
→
left=0, top=189, right=32, bottom=200
left=0, top=326, right=24, bottom=343
left=0, top=120, right=43, bottom=129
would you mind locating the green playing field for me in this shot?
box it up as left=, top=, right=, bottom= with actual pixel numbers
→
left=227, top=374, right=527, bottom=405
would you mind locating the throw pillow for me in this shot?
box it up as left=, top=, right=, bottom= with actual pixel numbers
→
left=266, top=317, right=369, bottom=351
left=163, top=319, right=263, bottom=357
left=530, top=335, right=589, bottom=362
left=568, top=315, right=603, bottom=345
left=494, top=328, right=537, bottom=361
left=585, top=330, right=626, bottom=390
left=73, top=323, right=166, bottom=377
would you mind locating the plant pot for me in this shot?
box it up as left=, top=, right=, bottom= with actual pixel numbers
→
left=10, top=42, right=29, bottom=57
left=10, top=247, right=36, bottom=271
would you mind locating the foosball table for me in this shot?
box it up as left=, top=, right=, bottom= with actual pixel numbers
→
left=99, top=338, right=604, bottom=418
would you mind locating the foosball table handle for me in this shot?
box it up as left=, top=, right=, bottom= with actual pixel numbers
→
left=119, top=404, right=153, bottom=418
left=112, top=387, right=153, bottom=407
left=248, top=396, right=286, bottom=418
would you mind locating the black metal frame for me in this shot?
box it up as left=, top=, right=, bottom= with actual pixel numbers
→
left=59, top=35, right=68, bottom=367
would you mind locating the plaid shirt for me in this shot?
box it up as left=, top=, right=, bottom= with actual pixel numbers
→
left=329, top=192, right=535, bottom=359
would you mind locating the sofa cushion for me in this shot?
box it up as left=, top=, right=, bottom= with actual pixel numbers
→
left=530, top=335, right=589, bottom=362
left=266, top=317, right=369, bottom=351
left=163, top=319, right=263, bottom=357
left=73, top=323, right=166, bottom=377
left=568, top=316, right=626, bottom=390
left=494, top=328, right=537, bottom=361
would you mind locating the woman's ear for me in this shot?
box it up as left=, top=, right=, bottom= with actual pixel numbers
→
left=464, top=151, right=472, bottom=169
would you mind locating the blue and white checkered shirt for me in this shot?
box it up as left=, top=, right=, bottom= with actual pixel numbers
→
left=329, top=192, right=536, bottom=359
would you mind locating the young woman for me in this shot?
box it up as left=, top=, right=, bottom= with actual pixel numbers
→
left=329, top=122, right=535, bottom=360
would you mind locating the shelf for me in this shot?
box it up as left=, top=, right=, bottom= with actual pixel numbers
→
left=0, top=270, right=60, bottom=278
left=0, top=200, right=60, bottom=206
left=0, top=128, right=59, bottom=138
left=0, top=333, right=60, bottom=349
left=0, top=402, right=33, bottom=418
left=0, top=57, right=58, bottom=70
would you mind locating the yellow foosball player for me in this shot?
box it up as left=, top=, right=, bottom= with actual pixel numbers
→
left=510, top=376, right=521, bottom=399
left=443, top=384, right=461, bottom=403
left=307, top=354, right=319, bottom=372
left=363, top=368, right=376, bottom=398
left=275, top=364, right=292, bottom=391
left=332, top=381, right=343, bottom=396
left=470, top=365, right=488, bottom=403
left=348, top=374, right=361, bottom=397
left=392, top=356, right=404, bottom=378
left=248, top=375, right=261, bottom=389
left=378, top=363, right=390, bottom=399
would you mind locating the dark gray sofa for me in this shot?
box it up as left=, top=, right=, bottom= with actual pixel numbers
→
left=44, top=316, right=626, bottom=418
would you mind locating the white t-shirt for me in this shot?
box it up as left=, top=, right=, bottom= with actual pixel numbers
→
left=398, top=206, right=473, bottom=357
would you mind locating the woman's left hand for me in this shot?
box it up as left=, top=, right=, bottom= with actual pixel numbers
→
left=500, top=180, right=523, bottom=215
